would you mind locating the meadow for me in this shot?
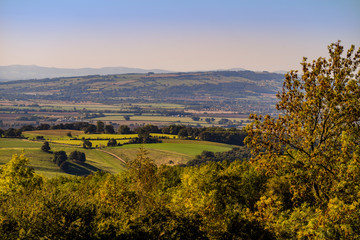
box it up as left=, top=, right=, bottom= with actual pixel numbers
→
left=1, top=130, right=234, bottom=177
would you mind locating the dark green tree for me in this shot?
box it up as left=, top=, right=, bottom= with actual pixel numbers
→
left=107, top=138, right=117, bottom=147
left=53, top=151, right=67, bottom=166
left=84, top=124, right=96, bottom=134
left=41, top=141, right=51, bottom=153
left=69, top=151, right=86, bottom=162
left=118, top=125, right=131, bottom=134
left=82, top=139, right=92, bottom=149
left=96, top=121, right=105, bottom=133
left=105, top=124, right=115, bottom=134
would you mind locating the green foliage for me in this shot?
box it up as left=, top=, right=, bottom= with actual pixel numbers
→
left=107, top=138, right=117, bottom=147
left=69, top=151, right=86, bottom=162
left=187, top=147, right=250, bottom=166
left=0, top=154, right=43, bottom=199
left=96, top=121, right=105, bottom=133
left=41, top=141, right=51, bottom=152
left=127, top=147, right=158, bottom=211
left=245, top=42, right=360, bottom=238
left=82, top=139, right=92, bottom=149
left=118, top=124, right=131, bottom=134
left=104, top=124, right=115, bottom=134
left=53, top=151, right=68, bottom=166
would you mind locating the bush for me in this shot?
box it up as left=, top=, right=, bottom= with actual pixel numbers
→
left=107, top=138, right=117, bottom=147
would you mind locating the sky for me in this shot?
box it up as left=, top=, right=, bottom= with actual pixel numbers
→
left=0, top=0, right=359, bottom=72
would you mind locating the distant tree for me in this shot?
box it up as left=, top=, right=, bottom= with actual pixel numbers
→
left=20, top=125, right=35, bottom=131
left=135, top=125, right=160, bottom=134
left=191, top=116, right=200, bottom=121
left=36, top=136, right=45, bottom=140
left=96, top=121, right=105, bottom=133
left=107, top=138, right=117, bottom=147
left=69, top=151, right=86, bottom=162
left=105, top=124, right=115, bottom=134
left=124, top=116, right=130, bottom=121
left=82, top=139, right=92, bottom=149
left=41, top=141, right=51, bottom=153
left=118, top=125, right=131, bottom=134
left=218, top=118, right=230, bottom=125
left=53, top=151, right=67, bottom=166
left=178, top=128, right=188, bottom=139
left=84, top=124, right=96, bottom=134
left=3, top=128, right=22, bottom=138
left=37, top=124, right=50, bottom=130
left=0, top=128, right=4, bottom=137
left=66, top=132, right=72, bottom=137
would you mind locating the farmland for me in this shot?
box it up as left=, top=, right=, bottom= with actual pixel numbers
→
left=1, top=130, right=236, bottom=177
left=0, top=70, right=283, bottom=129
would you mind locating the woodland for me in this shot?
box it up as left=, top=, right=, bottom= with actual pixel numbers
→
left=0, top=42, right=359, bottom=239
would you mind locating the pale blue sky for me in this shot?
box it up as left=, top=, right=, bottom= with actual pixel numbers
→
left=0, top=0, right=359, bottom=71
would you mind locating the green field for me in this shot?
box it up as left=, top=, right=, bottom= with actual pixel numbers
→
left=106, top=139, right=233, bottom=165
left=0, top=138, right=126, bottom=178
left=1, top=130, right=234, bottom=177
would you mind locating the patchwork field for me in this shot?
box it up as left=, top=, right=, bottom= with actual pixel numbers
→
left=1, top=130, right=234, bottom=177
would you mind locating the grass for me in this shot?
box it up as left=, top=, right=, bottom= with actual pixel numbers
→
left=0, top=132, right=234, bottom=176
left=0, top=138, right=126, bottom=178
left=106, top=139, right=234, bottom=165
left=50, top=139, right=131, bottom=147
left=120, top=140, right=233, bottom=156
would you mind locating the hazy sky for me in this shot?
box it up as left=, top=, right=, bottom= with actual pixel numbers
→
left=0, top=0, right=359, bottom=72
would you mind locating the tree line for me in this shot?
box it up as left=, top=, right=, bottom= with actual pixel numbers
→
left=0, top=122, right=248, bottom=146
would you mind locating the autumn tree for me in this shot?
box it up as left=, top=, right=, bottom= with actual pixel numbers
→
left=246, top=41, right=360, bottom=205
left=127, top=147, right=158, bottom=211
left=244, top=41, right=360, bottom=238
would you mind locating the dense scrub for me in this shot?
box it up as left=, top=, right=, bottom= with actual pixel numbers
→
left=0, top=152, right=271, bottom=239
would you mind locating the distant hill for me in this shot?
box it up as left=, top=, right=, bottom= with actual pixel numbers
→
left=0, top=70, right=284, bottom=106
left=0, top=65, right=172, bottom=82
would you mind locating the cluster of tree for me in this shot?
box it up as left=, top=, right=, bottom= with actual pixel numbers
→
left=52, top=150, right=86, bottom=171
left=41, top=141, right=51, bottom=152
left=53, top=151, right=68, bottom=170
left=69, top=150, right=86, bottom=162
left=186, top=146, right=250, bottom=166
left=82, top=139, right=92, bottom=149
left=107, top=138, right=119, bottom=147
left=161, top=125, right=247, bottom=145
left=128, top=132, right=162, bottom=144
left=0, top=128, right=23, bottom=138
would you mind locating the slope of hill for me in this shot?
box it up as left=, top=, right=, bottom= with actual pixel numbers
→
left=0, top=70, right=284, bottom=127
left=0, top=70, right=283, bottom=102
left=0, top=65, right=172, bottom=82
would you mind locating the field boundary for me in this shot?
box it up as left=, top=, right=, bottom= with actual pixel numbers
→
left=96, top=149, right=127, bottom=164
